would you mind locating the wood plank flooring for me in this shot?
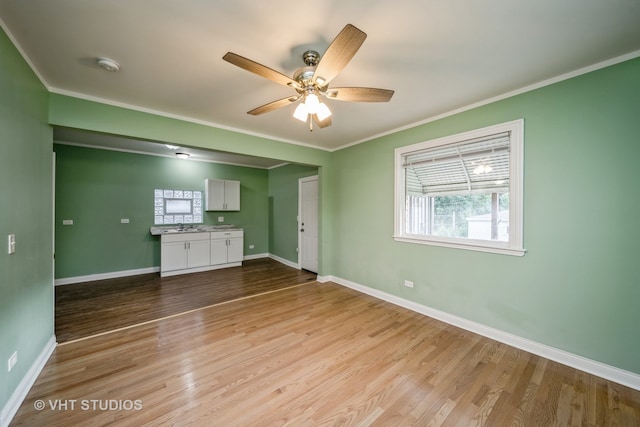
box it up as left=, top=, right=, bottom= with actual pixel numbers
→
left=12, top=262, right=640, bottom=426
left=55, top=258, right=317, bottom=343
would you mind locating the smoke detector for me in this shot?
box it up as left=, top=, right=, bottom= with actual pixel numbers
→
left=97, top=57, right=120, bottom=72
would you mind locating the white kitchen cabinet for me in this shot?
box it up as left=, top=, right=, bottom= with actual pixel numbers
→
left=161, top=232, right=211, bottom=275
left=158, top=229, right=243, bottom=277
left=210, top=230, right=244, bottom=265
left=205, top=179, right=240, bottom=211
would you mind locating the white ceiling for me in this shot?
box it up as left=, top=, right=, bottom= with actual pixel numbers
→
left=1, top=0, right=640, bottom=156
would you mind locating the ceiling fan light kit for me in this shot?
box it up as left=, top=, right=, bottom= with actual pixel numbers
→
left=223, top=24, right=394, bottom=130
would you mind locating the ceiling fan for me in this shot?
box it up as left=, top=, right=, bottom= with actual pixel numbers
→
left=223, top=24, right=394, bottom=130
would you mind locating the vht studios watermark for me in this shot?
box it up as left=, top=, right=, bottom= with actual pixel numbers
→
left=34, top=399, right=143, bottom=411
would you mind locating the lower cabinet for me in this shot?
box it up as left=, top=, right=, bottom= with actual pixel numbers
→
left=211, top=230, right=244, bottom=265
left=160, top=230, right=243, bottom=277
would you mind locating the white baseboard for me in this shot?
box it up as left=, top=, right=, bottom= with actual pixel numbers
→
left=54, top=255, right=297, bottom=285
left=325, top=274, right=640, bottom=391
left=268, top=253, right=300, bottom=270
left=244, top=253, right=269, bottom=261
left=55, top=267, right=160, bottom=286
left=1, top=335, right=56, bottom=427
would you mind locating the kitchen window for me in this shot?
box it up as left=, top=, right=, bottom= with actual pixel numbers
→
left=394, top=119, right=525, bottom=256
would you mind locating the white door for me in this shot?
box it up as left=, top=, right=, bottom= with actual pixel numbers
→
left=299, top=176, right=318, bottom=273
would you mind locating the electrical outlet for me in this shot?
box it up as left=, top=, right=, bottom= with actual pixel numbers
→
left=249, top=245, right=254, bottom=249
left=120, top=218, right=130, bottom=224
left=404, top=280, right=414, bottom=288
left=62, top=219, right=73, bottom=225
left=218, top=216, right=224, bottom=222
left=8, top=351, right=17, bottom=372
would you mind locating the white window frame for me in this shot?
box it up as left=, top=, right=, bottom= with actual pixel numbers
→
left=394, top=119, right=525, bottom=256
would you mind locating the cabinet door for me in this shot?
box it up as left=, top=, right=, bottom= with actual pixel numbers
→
left=227, top=237, right=244, bottom=263
left=161, top=241, right=187, bottom=272
left=187, top=239, right=210, bottom=268
left=210, top=238, right=228, bottom=265
left=205, top=179, right=226, bottom=211
left=224, top=180, right=240, bottom=211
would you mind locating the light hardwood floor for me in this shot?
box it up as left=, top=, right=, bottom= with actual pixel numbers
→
left=11, top=265, right=640, bottom=426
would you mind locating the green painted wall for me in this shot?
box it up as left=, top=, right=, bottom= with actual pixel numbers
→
left=54, top=144, right=270, bottom=278
left=0, top=28, right=53, bottom=414
left=327, top=57, right=640, bottom=375
left=268, top=164, right=319, bottom=263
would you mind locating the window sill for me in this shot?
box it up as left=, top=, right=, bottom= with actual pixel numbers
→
left=393, top=235, right=526, bottom=257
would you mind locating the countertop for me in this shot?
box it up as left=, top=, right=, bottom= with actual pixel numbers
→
left=149, top=225, right=242, bottom=235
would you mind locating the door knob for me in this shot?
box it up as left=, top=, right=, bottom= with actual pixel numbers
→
left=300, top=228, right=304, bottom=232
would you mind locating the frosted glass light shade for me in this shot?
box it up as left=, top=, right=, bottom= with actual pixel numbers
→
left=293, top=103, right=309, bottom=121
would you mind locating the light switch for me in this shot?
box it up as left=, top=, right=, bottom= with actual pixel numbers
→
left=218, top=216, right=224, bottom=222
left=8, top=234, right=16, bottom=254
left=62, top=220, right=73, bottom=225
left=121, top=218, right=130, bottom=224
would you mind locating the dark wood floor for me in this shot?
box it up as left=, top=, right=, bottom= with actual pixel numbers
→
left=12, top=276, right=640, bottom=426
left=55, top=258, right=317, bottom=343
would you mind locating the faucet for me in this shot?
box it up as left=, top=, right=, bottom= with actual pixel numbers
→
left=177, top=223, right=183, bottom=230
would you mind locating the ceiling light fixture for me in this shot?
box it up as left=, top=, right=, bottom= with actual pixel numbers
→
left=175, top=152, right=190, bottom=160
left=97, top=57, right=120, bottom=72
left=293, top=91, right=332, bottom=123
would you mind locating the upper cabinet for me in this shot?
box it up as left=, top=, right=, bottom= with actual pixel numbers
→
left=205, top=179, right=240, bottom=211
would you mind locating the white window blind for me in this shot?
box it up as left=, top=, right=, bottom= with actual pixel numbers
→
left=403, top=132, right=511, bottom=196
left=394, top=119, right=525, bottom=256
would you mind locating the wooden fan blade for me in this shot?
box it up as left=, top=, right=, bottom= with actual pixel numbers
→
left=312, top=114, right=332, bottom=128
left=223, top=52, right=300, bottom=89
left=248, top=96, right=300, bottom=115
left=313, top=24, right=366, bottom=86
left=325, top=87, right=394, bottom=102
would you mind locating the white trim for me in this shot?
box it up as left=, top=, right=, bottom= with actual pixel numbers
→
left=269, top=253, right=300, bottom=270
left=1, top=335, right=56, bottom=427
left=54, top=254, right=290, bottom=285
left=393, top=236, right=527, bottom=257
left=2, top=10, right=638, bottom=153
left=0, top=17, right=50, bottom=90
left=54, top=267, right=160, bottom=286
left=325, top=274, right=640, bottom=392
left=335, top=49, right=640, bottom=151
left=243, top=252, right=269, bottom=261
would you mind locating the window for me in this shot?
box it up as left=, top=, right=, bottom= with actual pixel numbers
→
left=394, top=119, right=525, bottom=256
left=154, top=189, right=203, bottom=225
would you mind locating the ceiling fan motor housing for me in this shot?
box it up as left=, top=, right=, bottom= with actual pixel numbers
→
left=293, top=67, right=316, bottom=87
left=302, top=50, right=320, bottom=66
